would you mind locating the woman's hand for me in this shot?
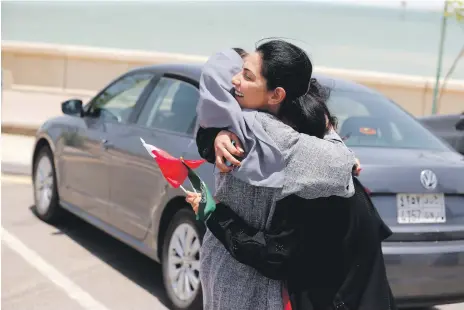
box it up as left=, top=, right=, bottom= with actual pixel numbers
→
left=186, top=191, right=202, bottom=214
left=214, top=130, right=244, bottom=173
left=353, top=158, right=362, bottom=176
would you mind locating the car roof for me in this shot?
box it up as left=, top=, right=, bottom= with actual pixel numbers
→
left=130, top=63, right=379, bottom=95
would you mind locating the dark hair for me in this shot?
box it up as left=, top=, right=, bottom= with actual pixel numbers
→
left=232, top=47, right=248, bottom=58
left=255, top=40, right=336, bottom=138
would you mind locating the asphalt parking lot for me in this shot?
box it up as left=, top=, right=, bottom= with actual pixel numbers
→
left=1, top=171, right=464, bottom=310
left=1, top=174, right=169, bottom=310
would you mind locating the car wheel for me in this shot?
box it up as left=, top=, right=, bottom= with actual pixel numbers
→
left=33, top=146, right=63, bottom=223
left=162, top=208, right=203, bottom=310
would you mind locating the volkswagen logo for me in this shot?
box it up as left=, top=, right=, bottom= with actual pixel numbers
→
left=420, top=170, right=438, bottom=190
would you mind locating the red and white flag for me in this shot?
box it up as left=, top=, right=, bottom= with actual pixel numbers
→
left=140, top=138, right=206, bottom=189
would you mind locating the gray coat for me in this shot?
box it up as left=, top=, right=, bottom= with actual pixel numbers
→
left=200, top=112, right=355, bottom=310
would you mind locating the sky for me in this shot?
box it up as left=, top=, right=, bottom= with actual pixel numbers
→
left=20, top=0, right=446, bottom=11
left=157, top=0, right=447, bottom=11
left=324, top=0, right=446, bottom=11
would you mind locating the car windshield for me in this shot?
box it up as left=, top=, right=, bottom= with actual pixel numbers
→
left=327, top=88, right=449, bottom=151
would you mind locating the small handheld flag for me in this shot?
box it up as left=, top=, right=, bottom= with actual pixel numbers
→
left=181, top=161, right=216, bottom=221
left=140, top=138, right=206, bottom=193
left=140, top=137, right=215, bottom=221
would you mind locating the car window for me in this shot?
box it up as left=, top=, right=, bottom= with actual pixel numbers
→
left=137, top=77, right=199, bottom=135
left=88, top=73, right=153, bottom=123
left=327, top=89, right=449, bottom=151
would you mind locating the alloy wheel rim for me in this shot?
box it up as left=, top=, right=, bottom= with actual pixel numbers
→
left=34, top=155, right=54, bottom=215
left=167, top=223, right=201, bottom=301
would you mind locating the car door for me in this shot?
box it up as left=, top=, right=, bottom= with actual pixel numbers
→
left=106, top=75, right=201, bottom=240
left=59, top=71, right=154, bottom=221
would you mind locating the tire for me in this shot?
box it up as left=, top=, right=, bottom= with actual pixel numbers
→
left=162, top=208, right=203, bottom=310
left=32, top=146, right=63, bottom=223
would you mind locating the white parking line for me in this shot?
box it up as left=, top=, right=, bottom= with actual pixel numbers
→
left=1, top=227, right=110, bottom=310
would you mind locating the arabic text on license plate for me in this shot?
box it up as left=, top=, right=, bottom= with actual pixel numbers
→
left=397, top=193, right=446, bottom=224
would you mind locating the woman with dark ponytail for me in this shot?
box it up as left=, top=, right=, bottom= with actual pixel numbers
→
left=188, top=40, right=395, bottom=310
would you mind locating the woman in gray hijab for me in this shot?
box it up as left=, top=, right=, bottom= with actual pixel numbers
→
left=194, top=40, right=356, bottom=310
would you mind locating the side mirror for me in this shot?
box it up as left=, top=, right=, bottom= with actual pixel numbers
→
left=62, top=99, right=83, bottom=117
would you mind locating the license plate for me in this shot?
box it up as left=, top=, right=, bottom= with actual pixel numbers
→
left=397, top=193, right=446, bottom=224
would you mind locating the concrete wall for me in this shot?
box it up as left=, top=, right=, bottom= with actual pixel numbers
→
left=2, top=40, right=463, bottom=117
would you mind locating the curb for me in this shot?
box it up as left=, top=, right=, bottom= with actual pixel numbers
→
left=2, top=124, right=38, bottom=137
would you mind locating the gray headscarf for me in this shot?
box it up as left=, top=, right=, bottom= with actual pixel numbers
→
left=196, top=48, right=285, bottom=188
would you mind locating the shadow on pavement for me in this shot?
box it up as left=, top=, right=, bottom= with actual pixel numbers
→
left=29, top=205, right=171, bottom=309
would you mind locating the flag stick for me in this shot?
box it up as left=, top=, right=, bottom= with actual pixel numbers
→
left=188, top=179, right=198, bottom=193
left=179, top=185, right=188, bottom=194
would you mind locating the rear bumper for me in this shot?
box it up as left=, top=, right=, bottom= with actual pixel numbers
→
left=383, top=240, right=464, bottom=307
